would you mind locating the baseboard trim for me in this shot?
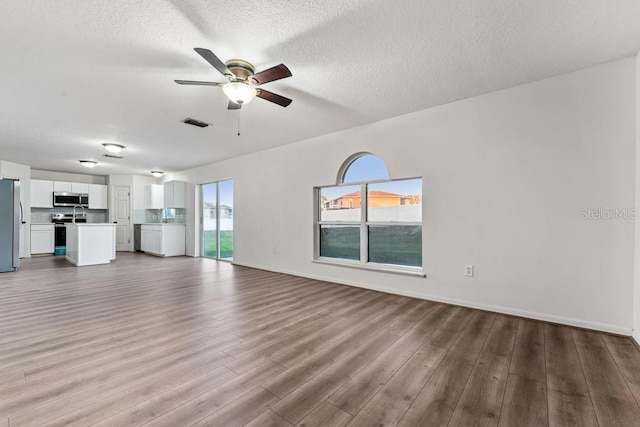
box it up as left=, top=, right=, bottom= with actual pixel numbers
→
left=232, top=261, right=631, bottom=336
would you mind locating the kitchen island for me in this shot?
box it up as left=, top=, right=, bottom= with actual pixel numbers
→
left=65, top=223, right=116, bottom=266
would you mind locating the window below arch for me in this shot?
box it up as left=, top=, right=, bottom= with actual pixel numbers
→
left=315, top=153, right=423, bottom=274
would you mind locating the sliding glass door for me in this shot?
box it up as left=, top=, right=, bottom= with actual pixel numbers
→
left=202, top=182, right=218, bottom=258
left=202, top=179, right=234, bottom=261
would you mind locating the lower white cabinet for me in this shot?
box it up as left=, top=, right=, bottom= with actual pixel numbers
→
left=31, top=225, right=55, bottom=254
left=141, top=224, right=185, bottom=257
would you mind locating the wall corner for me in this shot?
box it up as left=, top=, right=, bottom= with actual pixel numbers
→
left=633, top=51, right=640, bottom=341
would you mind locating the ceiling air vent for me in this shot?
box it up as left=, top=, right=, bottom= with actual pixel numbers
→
left=103, top=154, right=124, bottom=159
left=182, top=117, right=210, bottom=128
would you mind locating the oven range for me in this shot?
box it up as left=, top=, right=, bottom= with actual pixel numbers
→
left=52, top=213, right=87, bottom=250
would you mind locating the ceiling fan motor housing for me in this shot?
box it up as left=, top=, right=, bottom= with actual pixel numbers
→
left=225, top=59, right=255, bottom=81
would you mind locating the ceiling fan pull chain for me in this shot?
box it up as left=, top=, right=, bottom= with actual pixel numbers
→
left=237, top=109, right=241, bottom=136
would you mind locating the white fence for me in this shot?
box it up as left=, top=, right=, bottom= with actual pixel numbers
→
left=321, top=205, right=421, bottom=222
left=203, top=218, right=234, bottom=231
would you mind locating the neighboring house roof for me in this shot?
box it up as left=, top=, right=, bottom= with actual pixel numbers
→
left=203, top=202, right=233, bottom=210
left=333, top=190, right=403, bottom=200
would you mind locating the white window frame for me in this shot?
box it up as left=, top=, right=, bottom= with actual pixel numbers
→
left=313, top=176, right=425, bottom=277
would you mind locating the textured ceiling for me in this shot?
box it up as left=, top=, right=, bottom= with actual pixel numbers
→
left=1, top=0, right=640, bottom=176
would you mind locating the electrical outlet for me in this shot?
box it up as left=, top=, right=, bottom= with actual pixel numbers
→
left=272, top=246, right=277, bottom=255
left=465, top=264, right=474, bottom=277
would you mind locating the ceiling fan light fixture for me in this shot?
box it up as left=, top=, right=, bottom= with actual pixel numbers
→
left=102, top=143, right=125, bottom=153
left=222, top=81, right=257, bottom=105
left=79, top=160, right=97, bottom=168
left=150, top=171, right=164, bottom=178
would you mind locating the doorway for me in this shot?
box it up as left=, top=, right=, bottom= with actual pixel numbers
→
left=113, top=186, right=131, bottom=251
left=202, top=179, right=234, bottom=261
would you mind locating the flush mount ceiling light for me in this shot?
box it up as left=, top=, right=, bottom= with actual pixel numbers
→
left=79, top=160, right=97, bottom=168
left=102, top=143, right=125, bottom=153
left=222, top=81, right=257, bottom=105
left=150, top=171, right=164, bottom=178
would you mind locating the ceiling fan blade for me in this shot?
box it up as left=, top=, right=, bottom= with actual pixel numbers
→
left=256, top=89, right=292, bottom=107
left=251, top=64, right=292, bottom=85
left=194, top=48, right=234, bottom=79
left=228, top=101, right=241, bottom=110
left=174, top=80, right=223, bottom=86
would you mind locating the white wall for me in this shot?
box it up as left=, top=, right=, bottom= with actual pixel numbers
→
left=635, top=51, right=640, bottom=345
left=181, top=57, right=636, bottom=334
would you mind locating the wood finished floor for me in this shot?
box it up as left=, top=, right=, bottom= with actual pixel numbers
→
left=1, top=253, right=640, bottom=426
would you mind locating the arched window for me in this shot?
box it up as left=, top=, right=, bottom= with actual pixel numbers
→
left=315, top=153, right=423, bottom=273
left=339, top=153, right=389, bottom=184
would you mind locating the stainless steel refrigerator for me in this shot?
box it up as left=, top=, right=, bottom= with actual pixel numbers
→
left=0, top=178, right=20, bottom=272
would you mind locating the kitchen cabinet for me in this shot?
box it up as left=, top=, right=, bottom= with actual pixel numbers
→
left=72, top=183, right=89, bottom=193
left=53, top=181, right=72, bottom=192
left=88, top=184, right=108, bottom=209
left=31, top=224, right=54, bottom=254
left=144, top=184, right=164, bottom=209
left=164, top=181, right=186, bottom=208
left=65, top=223, right=116, bottom=266
left=141, top=224, right=185, bottom=257
left=53, top=182, right=89, bottom=193
left=141, top=226, right=151, bottom=253
left=31, top=180, right=53, bottom=208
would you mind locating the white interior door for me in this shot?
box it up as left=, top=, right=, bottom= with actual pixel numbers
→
left=113, top=186, right=131, bottom=252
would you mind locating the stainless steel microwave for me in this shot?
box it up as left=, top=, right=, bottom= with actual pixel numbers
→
left=53, top=192, right=89, bottom=207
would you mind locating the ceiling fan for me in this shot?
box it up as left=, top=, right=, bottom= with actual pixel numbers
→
left=175, top=48, right=292, bottom=109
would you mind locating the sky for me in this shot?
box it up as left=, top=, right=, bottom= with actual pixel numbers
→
left=343, top=154, right=389, bottom=183
left=202, top=179, right=234, bottom=207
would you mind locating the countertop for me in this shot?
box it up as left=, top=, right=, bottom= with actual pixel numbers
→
left=31, top=222, right=115, bottom=225
left=137, top=223, right=186, bottom=226
left=65, top=223, right=116, bottom=227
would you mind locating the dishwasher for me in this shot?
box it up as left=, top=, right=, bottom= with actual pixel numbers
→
left=134, top=224, right=142, bottom=251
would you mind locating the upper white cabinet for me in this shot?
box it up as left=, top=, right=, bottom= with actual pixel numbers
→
left=164, top=181, right=186, bottom=208
left=88, top=184, right=108, bottom=209
left=52, top=181, right=88, bottom=193
left=53, top=181, right=72, bottom=192
left=72, top=183, right=89, bottom=193
left=31, top=179, right=53, bottom=208
left=33, top=180, right=107, bottom=209
left=144, top=184, right=164, bottom=209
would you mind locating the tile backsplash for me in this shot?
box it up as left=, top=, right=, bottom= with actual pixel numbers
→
left=31, top=207, right=107, bottom=224
left=133, top=209, right=186, bottom=224
left=32, top=208, right=186, bottom=224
